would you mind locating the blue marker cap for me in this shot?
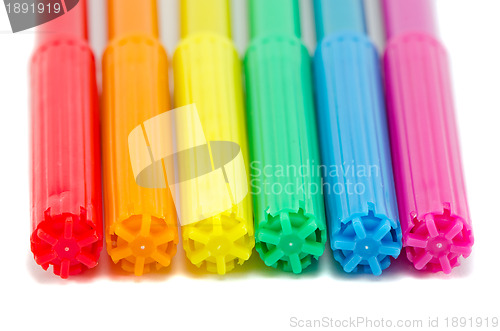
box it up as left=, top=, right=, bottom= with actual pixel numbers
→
left=313, top=0, right=403, bottom=275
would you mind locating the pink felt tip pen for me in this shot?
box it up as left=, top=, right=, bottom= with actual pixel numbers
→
left=382, top=0, right=473, bottom=273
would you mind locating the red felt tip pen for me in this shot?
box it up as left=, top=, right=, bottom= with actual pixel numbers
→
left=30, top=0, right=103, bottom=279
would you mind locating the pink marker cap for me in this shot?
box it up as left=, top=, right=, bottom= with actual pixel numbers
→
left=382, top=0, right=473, bottom=273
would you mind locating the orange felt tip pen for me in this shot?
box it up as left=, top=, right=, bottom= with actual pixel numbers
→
left=102, top=0, right=178, bottom=276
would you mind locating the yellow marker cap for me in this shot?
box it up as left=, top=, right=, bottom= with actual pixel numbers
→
left=174, top=1, right=254, bottom=275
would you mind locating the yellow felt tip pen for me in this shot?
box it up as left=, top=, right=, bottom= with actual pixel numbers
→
left=102, top=0, right=178, bottom=276
left=173, top=0, right=255, bottom=274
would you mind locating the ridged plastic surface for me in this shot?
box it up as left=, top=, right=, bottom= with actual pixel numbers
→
left=384, top=32, right=473, bottom=273
left=314, top=33, right=402, bottom=275
left=173, top=32, right=254, bottom=275
left=245, top=0, right=326, bottom=274
left=102, top=0, right=178, bottom=276
left=30, top=1, right=103, bottom=279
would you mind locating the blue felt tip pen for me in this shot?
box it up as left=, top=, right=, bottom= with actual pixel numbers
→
left=313, top=0, right=402, bottom=275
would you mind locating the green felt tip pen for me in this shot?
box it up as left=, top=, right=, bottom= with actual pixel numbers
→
left=244, top=0, right=327, bottom=273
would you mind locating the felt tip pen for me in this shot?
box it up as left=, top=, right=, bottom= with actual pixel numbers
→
left=382, top=0, right=473, bottom=273
left=245, top=0, right=327, bottom=274
left=30, top=0, right=103, bottom=279
left=102, top=0, right=179, bottom=276
left=173, top=0, right=254, bottom=275
left=313, top=0, right=402, bottom=275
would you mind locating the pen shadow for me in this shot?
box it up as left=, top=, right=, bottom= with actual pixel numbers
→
left=179, top=249, right=323, bottom=280
left=28, top=241, right=474, bottom=282
left=27, top=252, right=103, bottom=284
left=322, top=247, right=474, bottom=281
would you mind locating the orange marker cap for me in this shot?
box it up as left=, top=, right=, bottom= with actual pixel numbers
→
left=102, top=0, right=178, bottom=276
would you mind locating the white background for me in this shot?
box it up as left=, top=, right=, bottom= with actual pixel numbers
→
left=0, top=1, right=499, bottom=330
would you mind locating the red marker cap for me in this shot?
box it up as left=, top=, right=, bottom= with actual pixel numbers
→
left=30, top=0, right=103, bottom=278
